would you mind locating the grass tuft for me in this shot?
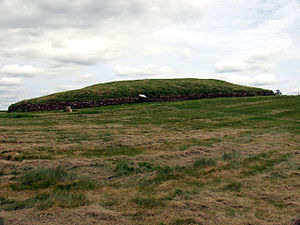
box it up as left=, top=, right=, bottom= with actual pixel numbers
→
left=242, top=154, right=289, bottom=176
left=137, top=162, right=157, bottom=172
left=114, top=160, right=135, bottom=176
left=2, top=190, right=89, bottom=211
left=54, top=191, right=89, bottom=208
left=12, top=167, right=76, bottom=190
left=193, top=158, right=217, bottom=168
left=55, top=177, right=97, bottom=190
left=221, top=152, right=238, bottom=162
left=132, top=196, right=165, bottom=209
left=222, top=181, right=243, bottom=192
left=171, top=218, right=201, bottom=225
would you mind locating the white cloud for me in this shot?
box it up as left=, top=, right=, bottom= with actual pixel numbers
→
left=0, top=77, right=23, bottom=86
left=244, top=49, right=284, bottom=71
left=75, top=73, right=95, bottom=84
left=217, top=73, right=277, bottom=86
left=0, top=0, right=207, bottom=66
left=216, top=58, right=247, bottom=73
left=40, top=84, right=80, bottom=96
left=0, top=0, right=208, bottom=28
left=288, top=87, right=300, bottom=94
left=114, top=65, right=175, bottom=77
left=0, top=64, right=44, bottom=77
left=0, top=76, right=23, bottom=109
left=182, top=48, right=192, bottom=59
left=0, top=94, right=21, bottom=110
left=216, top=48, right=285, bottom=74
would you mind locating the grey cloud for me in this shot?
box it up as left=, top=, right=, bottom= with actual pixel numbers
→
left=288, top=87, right=300, bottom=94
left=0, top=77, right=23, bottom=86
left=0, top=0, right=207, bottom=66
left=0, top=76, right=23, bottom=108
left=0, top=1, right=42, bottom=28
left=244, top=49, right=284, bottom=71
left=74, top=73, right=95, bottom=84
left=215, top=48, right=284, bottom=74
left=217, top=73, right=277, bottom=86
left=0, top=64, right=44, bottom=77
left=40, top=84, right=81, bottom=96
left=0, top=0, right=206, bottom=29
left=0, top=27, right=127, bottom=65
left=0, top=92, right=23, bottom=110
left=0, top=86, right=15, bottom=93
left=215, top=58, right=247, bottom=73
left=114, top=65, right=175, bottom=77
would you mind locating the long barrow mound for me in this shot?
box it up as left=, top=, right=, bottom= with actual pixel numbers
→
left=8, top=78, right=274, bottom=112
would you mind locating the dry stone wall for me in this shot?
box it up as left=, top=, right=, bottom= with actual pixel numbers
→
left=8, top=91, right=274, bottom=112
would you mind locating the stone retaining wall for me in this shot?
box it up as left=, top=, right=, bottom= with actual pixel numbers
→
left=8, top=91, right=274, bottom=112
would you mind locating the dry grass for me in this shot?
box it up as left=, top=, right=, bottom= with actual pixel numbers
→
left=0, top=96, right=300, bottom=224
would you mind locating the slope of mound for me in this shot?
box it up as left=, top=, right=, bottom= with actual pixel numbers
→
left=8, top=78, right=274, bottom=112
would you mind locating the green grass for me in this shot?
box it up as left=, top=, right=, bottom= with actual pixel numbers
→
left=55, top=178, right=96, bottom=191
left=4, top=167, right=93, bottom=211
left=193, top=158, right=217, bottom=168
left=222, top=181, right=243, bottom=192
left=81, top=144, right=143, bottom=157
left=242, top=154, right=289, bottom=176
left=113, top=160, right=159, bottom=176
left=2, top=191, right=89, bottom=211
left=171, top=218, right=201, bottom=225
left=221, top=152, right=239, bottom=162
left=2, top=153, right=53, bottom=162
left=11, top=167, right=75, bottom=190
left=114, top=160, right=136, bottom=176
left=139, top=158, right=218, bottom=190
left=226, top=207, right=236, bottom=217
left=54, top=191, right=89, bottom=208
left=11, top=167, right=96, bottom=191
left=132, top=196, right=165, bottom=208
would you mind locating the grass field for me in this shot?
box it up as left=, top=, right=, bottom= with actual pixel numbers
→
left=0, top=95, right=300, bottom=224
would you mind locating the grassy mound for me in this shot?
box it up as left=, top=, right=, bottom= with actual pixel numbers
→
left=8, top=78, right=273, bottom=112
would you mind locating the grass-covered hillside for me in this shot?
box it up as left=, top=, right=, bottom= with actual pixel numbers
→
left=0, top=96, right=299, bottom=225
left=8, top=79, right=273, bottom=112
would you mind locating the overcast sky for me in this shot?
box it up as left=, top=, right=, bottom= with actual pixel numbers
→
left=0, top=0, right=300, bottom=110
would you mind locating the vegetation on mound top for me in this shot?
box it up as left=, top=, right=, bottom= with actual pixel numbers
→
left=10, top=78, right=272, bottom=107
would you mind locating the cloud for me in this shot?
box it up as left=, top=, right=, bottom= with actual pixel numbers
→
left=40, top=84, right=80, bottom=96
left=217, top=73, right=277, bottom=86
left=74, top=73, right=95, bottom=84
left=215, top=48, right=284, bottom=74
left=0, top=94, right=21, bottom=110
left=0, top=0, right=207, bottom=66
left=0, top=91, right=25, bottom=111
left=216, top=58, right=247, bottom=73
left=0, top=76, right=23, bottom=110
left=0, top=64, right=44, bottom=77
left=182, top=48, right=192, bottom=59
left=0, top=75, right=24, bottom=110
left=0, top=77, right=23, bottom=86
left=0, top=0, right=207, bottom=28
left=114, top=65, right=175, bottom=77
left=288, top=87, right=300, bottom=94
left=244, top=49, right=284, bottom=71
